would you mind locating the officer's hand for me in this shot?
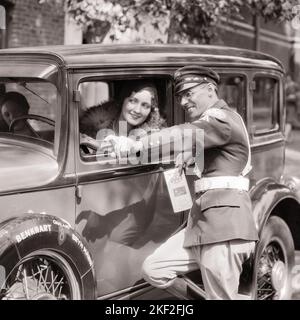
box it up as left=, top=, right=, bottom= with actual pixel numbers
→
left=175, top=152, right=195, bottom=175
left=104, top=135, right=142, bottom=158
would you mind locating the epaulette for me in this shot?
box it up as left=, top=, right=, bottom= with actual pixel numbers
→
left=202, top=108, right=227, bottom=121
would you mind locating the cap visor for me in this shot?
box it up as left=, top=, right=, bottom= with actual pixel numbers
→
left=176, top=82, right=200, bottom=94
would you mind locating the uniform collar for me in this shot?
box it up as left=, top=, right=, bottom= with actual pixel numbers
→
left=209, top=99, right=228, bottom=110
left=188, top=100, right=229, bottom=124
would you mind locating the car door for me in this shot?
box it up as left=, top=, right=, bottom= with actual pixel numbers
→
left=72, top=69, right=184, bottom=298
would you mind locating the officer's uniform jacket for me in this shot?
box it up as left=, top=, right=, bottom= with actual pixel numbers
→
left=140, top=99, right=259, bottom=247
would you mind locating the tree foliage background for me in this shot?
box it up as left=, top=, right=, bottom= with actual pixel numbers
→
left=39, top=0, right=298, bottom=44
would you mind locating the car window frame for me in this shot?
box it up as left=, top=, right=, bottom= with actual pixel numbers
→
left=251, top=72, right=281, bottom=136
left=72, top=69, right=175, bottom=176
left=246, top=69, right=285, bottom=153
left=0, top=75, right=62, bottom=159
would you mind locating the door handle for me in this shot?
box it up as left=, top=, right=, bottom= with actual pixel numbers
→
left=75, top=185, right=82, bottom=204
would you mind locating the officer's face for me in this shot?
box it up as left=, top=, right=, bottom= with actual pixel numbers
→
left=179, top=83, right=210, bottom=121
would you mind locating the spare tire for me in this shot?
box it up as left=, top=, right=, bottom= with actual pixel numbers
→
left=0, top=214, right=96, bottom=300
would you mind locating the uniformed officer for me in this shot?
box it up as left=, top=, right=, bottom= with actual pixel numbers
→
left=104, top=65, right=259, bottom=300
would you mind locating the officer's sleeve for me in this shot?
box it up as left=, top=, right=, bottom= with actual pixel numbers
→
left=138, top=109, right=232, bottom=158
left=182, top=111, right=232, bottom=149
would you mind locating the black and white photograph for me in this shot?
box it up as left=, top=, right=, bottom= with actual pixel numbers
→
left=0, top=0, right=299, bottom=306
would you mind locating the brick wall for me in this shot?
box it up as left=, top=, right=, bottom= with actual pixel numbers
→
left=7, top=0, right=64, bottom=47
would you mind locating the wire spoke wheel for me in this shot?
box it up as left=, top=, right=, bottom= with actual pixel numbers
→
left=255, top=216, right=295, bottom=300
left=257, top=242, right=286, bottom=299
left=0, top=250, right=81, bottom=300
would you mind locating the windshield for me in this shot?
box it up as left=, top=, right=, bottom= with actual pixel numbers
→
left=0, top=78, right=59, bottom=154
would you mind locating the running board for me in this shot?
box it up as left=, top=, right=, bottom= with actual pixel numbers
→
left=181, top=275, right=207, bottom=300
left=165, top=276, right=207, bottom=300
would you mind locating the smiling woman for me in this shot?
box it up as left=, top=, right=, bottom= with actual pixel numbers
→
left=79, top=79, right=167, bottom=159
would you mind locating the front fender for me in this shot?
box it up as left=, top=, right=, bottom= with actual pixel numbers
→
left=250, top=178, right=300, bottom=236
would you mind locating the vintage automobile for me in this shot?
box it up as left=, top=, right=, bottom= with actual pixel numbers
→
left=0, top=44, right=299, bottom=300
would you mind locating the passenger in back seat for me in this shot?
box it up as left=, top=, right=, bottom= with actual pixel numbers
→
left=0, top=91, right=37, bottom=138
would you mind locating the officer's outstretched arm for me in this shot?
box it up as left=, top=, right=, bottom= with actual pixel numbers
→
left=138, top=111, right=232, bottom=158
left=104, top=111, right=232, bottom=160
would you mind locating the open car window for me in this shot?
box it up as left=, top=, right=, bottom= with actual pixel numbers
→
left=78, top=78, right=169, bottom=164
left=218, top=74, right=246, bottom=113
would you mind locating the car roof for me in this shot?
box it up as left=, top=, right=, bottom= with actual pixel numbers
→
left=0, top=44, right=284, bottom=72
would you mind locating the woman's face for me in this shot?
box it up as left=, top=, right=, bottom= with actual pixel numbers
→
left=121, top=88, right=153, bottom=127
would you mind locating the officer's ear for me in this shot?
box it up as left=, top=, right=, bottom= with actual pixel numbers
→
left=207, top=83, right=214, bottom=96
left=207, top=83, right=216, bottom=91
left=207, top=83, right=218, bottom=96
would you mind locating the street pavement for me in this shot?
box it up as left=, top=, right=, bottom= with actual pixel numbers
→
left=282, top=129, right=300, bottom=299
left=285, top=129, right=300, bottom=178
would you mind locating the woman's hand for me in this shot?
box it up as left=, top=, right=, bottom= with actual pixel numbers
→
left=80, top=134, right=116, bottom=155
left=80, top=133, right=100, bottom=152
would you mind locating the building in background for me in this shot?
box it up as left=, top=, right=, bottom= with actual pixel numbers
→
left=0, top=0, right=64, bottom=48
left=0, top=0, right=300, bottom=81
left=216, top=7, right=300, bottom=81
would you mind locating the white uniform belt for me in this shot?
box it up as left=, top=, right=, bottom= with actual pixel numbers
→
left=194, top=176, right=249, bottom=192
